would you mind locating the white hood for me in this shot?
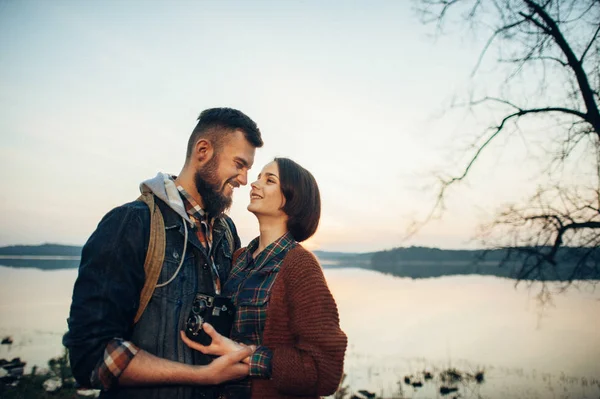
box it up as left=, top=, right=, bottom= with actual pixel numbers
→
left=139, top=172, right=191, bottom=223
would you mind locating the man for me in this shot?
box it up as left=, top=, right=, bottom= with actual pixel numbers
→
left=63, top=108, right=263, bottom=399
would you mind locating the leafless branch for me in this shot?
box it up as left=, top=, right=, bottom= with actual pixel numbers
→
left=412, top=0, right=600, bottom=288
left=580, top=23, right=600, bottom=62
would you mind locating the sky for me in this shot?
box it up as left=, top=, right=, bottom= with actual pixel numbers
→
left=0, top=0, right=569, bottom=252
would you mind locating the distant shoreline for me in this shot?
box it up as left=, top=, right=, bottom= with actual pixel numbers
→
left=1, top=243, right=598, bottom=281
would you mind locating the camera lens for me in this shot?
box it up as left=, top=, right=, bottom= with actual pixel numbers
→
left=186, top=314, right=203, bottom=334
left=192, top=298, right=208, bottom=314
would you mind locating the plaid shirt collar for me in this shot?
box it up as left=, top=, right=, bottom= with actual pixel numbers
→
left=176, top=185, right=217, bottom=256
left=243, top=231, right=295, bottom=272
left=176, top=186, right=213, bottom=228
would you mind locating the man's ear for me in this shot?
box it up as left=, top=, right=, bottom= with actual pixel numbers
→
left=193, top=138, right=214, bottom=165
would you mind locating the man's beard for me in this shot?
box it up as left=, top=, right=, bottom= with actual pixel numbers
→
left=194, top=154, right=232, bottom=218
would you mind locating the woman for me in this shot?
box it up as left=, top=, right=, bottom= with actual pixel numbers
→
left=181, top=157, right=347, bottom=399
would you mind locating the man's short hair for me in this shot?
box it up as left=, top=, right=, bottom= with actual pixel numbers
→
left=275, top=157, right=321, bottom=242
left=186, top=108, right=263, bottom=159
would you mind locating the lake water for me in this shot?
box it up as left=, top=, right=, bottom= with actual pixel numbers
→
left=0, top=264, right=598, bottom=398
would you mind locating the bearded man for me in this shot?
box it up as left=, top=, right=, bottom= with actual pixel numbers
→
left=64, top=108, right=263, bottom=399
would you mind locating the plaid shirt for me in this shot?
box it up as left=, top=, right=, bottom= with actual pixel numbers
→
left=223, top=231, right=296, bottom=379
left=91, top=339, right=138, bottom=389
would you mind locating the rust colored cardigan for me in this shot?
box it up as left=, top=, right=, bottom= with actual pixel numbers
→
left=249, top=245, right=347, bottom=399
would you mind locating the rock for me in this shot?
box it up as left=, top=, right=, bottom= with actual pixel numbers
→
left=440, top=386, right=459, bottom=395
left=475, top=371, right=485, bottom=383
left=357, top=390, right=376, bottom=398
left=43, top=377, right=63, bottom=393
left=1, top=357, right=26, bottom=381
left=77, top=388, right=101, bottom=398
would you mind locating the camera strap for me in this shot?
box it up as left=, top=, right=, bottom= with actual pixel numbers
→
left=209, top=258, right=222, bottom=295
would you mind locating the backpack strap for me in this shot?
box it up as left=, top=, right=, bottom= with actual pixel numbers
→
left=134, top=191, right=166, bottom=324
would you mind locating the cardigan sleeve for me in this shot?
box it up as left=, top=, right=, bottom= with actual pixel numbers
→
left=270, top=249, right=347, bottom=396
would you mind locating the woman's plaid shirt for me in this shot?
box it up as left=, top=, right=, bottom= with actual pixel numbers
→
left=222, top=231, right=296, bottom=378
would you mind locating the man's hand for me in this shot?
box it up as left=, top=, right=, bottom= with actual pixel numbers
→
left=204, top=346, right=253, bottom=384
left=119, top=346, right=254, bottom=387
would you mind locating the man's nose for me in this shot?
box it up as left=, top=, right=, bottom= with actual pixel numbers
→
left=238, top=169, right=248, bottom=186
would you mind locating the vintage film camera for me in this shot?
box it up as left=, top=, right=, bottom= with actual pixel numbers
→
left=186, top=293, right=235, bottom=346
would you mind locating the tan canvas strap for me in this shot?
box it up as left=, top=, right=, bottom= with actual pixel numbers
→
left=134, top=191, right=166, bottom=324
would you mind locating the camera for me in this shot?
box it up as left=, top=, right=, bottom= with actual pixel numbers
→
left=185, top=293, right=235, bottom=346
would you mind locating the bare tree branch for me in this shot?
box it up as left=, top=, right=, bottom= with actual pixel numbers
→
left=501, top=55, right=569, bottom=66
left=580, top=23, right=600, bottom=62
left=524, top=0, right=600, bottom=136
left=443, top=103, right=588, bottom=188
left=472, top=18, right=530, bottom=76
left=412, top=0, right=600, bottom=287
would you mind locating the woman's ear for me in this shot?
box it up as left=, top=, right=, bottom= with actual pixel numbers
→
left=279, top=196, right=286, bottom=210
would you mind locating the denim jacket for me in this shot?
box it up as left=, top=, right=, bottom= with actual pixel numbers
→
left=64, top=193, right=240, bottom=399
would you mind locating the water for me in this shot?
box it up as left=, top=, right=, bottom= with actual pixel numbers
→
left=330, top=268, right=600, bottom=398
left=0, top=264, right=598, bottom=398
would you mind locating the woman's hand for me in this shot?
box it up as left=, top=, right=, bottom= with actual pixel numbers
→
left=180, top=323, right=254, bottom=362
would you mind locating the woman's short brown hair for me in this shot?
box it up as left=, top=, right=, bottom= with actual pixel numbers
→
left=275, top=157, right=321, bottom=242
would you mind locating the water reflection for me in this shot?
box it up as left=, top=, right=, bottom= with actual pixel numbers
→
left=0, top=265, right=598, bottom=398
left=327, top=268, right=600, bottom=398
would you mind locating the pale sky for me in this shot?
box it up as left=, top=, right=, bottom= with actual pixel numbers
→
left=0, top=0, right=574, bottom=252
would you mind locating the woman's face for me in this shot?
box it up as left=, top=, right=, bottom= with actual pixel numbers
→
left=247, top=161, right=287, bottom=219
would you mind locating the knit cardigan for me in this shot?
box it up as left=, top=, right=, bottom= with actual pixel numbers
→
left=249, top=245, right=347, bottom=399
